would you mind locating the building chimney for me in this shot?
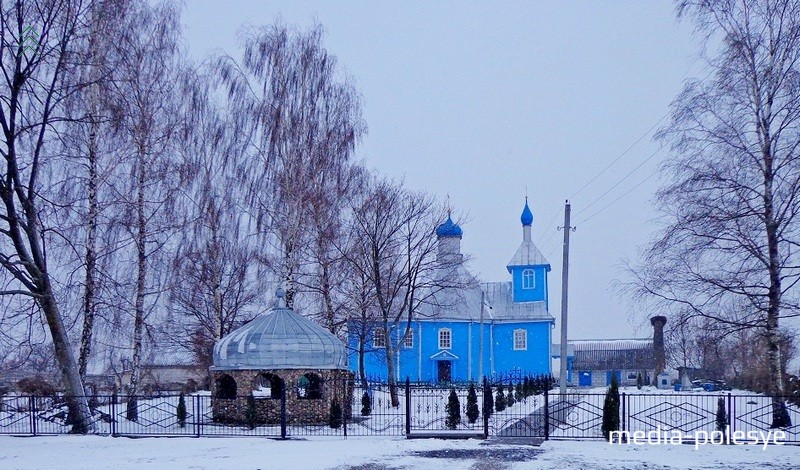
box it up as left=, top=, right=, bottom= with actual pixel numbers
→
left=651, top=315, right=667, bottom=381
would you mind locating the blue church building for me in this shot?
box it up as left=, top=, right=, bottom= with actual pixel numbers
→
left=348, top=200, right=555, bottom=382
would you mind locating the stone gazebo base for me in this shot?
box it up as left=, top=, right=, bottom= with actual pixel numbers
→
left=211, top=368, right=354, bottom=425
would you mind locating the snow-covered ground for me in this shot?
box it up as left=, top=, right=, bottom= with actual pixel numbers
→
left=0, top=434, right=797, bottom=469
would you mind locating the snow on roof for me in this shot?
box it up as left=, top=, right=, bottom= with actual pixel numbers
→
left=212, top=301, right=348, bottom=371
left=570, top=339, right=652, bottom=350
left=418, top=281, right=554, bottom=323
left=569, top=338, right=655, bottom=371
left=506, top=240, right=550, bottom=268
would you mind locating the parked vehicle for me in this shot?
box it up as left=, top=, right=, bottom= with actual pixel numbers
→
left=690, top=379, right=732, bottom=392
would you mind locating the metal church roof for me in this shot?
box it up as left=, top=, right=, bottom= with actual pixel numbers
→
left=420, top=281, right=554, bottom=323
left=506, top=240, right=550, bottom=268
left=211, top=291, right=347, bottom=371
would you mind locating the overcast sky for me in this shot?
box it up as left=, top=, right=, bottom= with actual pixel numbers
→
left=181, top=1, right=700, bottom=341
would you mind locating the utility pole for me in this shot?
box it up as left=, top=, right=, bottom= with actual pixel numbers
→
left=558, top=200, right=575, bottom=394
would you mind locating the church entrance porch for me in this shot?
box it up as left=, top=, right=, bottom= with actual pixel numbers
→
left=437, top=361, right=452, bottom=382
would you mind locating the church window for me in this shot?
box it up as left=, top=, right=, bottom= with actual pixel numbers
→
left=522, top=269, right=535, bottom=289
left=373, top=328, right=386, bottom=348
left=403, top=329, right=414, bottom=348
left=513, top=329, right=527, bottom=350
left=438, top=328, right=452, bottom=349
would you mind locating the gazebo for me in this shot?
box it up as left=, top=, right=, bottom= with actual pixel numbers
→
left=210, top=289, right=353, bottom=424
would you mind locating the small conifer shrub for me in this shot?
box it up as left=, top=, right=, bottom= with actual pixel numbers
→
left=445, top=389, right=461, bottom=429
left=361, top=391, right=372, bottom=416
left=601, top=374, right=620, bottom=440
left=716, top=397, right=728, bottom=434
left=176, top=392, right=187, bottom=428
left=495, top=385, right=507, bottom=413
left=466, top=383, right=480, bottom=424
left=245, top=393, right=258, bottom=430
left=329, top=398, right=343, bottom=429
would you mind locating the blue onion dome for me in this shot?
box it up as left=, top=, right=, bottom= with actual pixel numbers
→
left=436, top=216, right=463, bottom=238
left=520, top=199, right=534, bottom=226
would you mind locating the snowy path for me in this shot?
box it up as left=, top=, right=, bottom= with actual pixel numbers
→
left=1, top=435, right=798, bottom=469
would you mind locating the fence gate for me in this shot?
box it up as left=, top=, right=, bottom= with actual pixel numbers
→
left=404, top=379, right=486, bottom=438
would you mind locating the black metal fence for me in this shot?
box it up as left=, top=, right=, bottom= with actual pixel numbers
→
left=1, top=381, right=798, bottom=442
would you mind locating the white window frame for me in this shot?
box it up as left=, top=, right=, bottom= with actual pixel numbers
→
left=513, top=329, right=527, bottom=351
left=522, top=269, right=536, bottom=289
left=403, top=329, right=413, bottom=348
left=373, top=328, right=386, bottom=348
left=438, top=328, right=452, bottom=350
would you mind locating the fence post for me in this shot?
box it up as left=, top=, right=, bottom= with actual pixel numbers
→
left=342, top=379, right=348, bottom=439
left=483, top=377, right=489, bottom=439
left=29, top=396, right=37, bottom=436
left=280, top=385, right=287, bottom=439
left=404, top=377, right=411, bottom=437
left=194, top=395, right=200, bottom=438
left=727, top=392, right=733, bottom=436
left=543, top=387, right=549, bottom=441
left=111, top=398, right=117, bottom=437
left=621, top=392, right=627, bottom=441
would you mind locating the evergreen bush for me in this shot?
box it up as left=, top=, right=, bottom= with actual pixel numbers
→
left=245, top=393, right=258, bottom=430
left=483, top=382, right=494, bottom=419
left=176, top=392, right=187, bottom=428
left=495, top=385, right=507, bottom=412
left=716, top=397, right=728, bottom=434
left=361, top=391, right=372, bottom=416
left=507, top=385, right=516, bottom=407
left=466, top=383, right=480, bottom=424
left=515, top=383, right=523, bottom=402
left=329, top=398, right=343, bottom=429
left=445, top=389, right=461, bottom=429
left=636, top=372, right=644, bottom=390
left=601, top=374, right=620, bottom=440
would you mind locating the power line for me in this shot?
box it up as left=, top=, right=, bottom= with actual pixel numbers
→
left=566, top=57, right=701, bottom=202
left=567, top=116, right=666, bottom=201
left=575, top=169, right=659, bottom=226
left=572, top=145, right=664, bottom=218
left=534, top=58, right=707, bottom=247
left=536, top=210, right=561, bottom=246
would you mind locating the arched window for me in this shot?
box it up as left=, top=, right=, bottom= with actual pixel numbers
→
left=253, top=373, right=284, bottom=398
left=513, top=329, right=527, bottom=350
left=297, top=373, right=323, bottom=400
left=215, top=374, right=237, bottom=399
left=438, top=328, right=452, bottom=349
left=522, top=269, right=535, bottom=289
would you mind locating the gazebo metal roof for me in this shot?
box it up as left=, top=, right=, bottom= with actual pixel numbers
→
left=212, top=291, right=347, bottom=371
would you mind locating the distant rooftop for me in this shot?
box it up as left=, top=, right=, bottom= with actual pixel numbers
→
left=569, top=338, right=655, bottom=371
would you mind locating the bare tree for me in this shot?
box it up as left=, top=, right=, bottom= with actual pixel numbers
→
left=347, top=177, right=468, bottom=406
left=108, top=0, right=183, bottom=419
left=343, top=258, right=381, bottom=388
left=299, top=163, right=367, bottom=335
left=216, top=23, right=365, bottom=308
left=634, top=0, right=800, bottom=427
left=167, top=66, right=263, bottom=370
left=52, top=0, right=130, bottom=382
left=0, top=0, right=94, bottom=432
